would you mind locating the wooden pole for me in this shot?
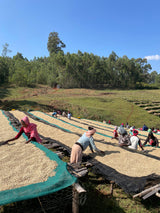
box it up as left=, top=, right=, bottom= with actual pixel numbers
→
left=133, top=184, right=160, bottom=198
left=72, top=184, right=79, bottom=213
left=72, top=183, right=86, bottom=213
left=110, top=181, right=115, bottom=196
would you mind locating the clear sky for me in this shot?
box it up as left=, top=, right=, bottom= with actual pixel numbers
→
left=0, top=0, right=160, bottom=72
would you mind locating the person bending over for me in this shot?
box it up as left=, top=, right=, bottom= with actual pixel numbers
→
left=3, top=116, right=42, bottom=145
left=70, top=127, right=105, bottom=164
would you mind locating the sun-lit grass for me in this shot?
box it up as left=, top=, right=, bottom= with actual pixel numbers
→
left=1, top=86, right=160, bottom=128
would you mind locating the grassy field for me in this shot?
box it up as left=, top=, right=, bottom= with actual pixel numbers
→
left=1, top=85, right=160, bottom=212
left=1, top=85, right=160, bottom=128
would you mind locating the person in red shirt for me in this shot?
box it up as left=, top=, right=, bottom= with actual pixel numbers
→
left=112, top=126, right=118, bottom=139
left=108, top=120, right=111, bottom=124
left=3, top=116, right=42, bottom=145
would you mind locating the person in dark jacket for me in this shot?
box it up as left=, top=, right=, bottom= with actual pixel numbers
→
left=143, top=132, right=159, bottom=147
left=142, top=124, right=148, bottom=131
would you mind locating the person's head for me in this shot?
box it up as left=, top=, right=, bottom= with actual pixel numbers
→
left=130, top=127, right=133, bottom=132
left=21, top=116, right=30, bottom=127
left=133, top=129, right=138, bottom=136
left=148, top=132, right=154, bottom=139
left=88, top=126, right=96, bottom=135
left=114, top=126, right=118, bottom=130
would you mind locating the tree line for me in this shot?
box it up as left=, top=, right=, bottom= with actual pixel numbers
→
left=0, top=32, right=160, bottom=89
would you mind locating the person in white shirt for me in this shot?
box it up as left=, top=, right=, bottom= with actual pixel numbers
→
left=128, top=129, right=144, bottom=150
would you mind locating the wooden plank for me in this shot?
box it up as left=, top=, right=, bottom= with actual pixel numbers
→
left=142, top=187, right=160, bottom=200
left=133, top=184, right=160, bottom=198
left=156, top=192, right=160, bottom=198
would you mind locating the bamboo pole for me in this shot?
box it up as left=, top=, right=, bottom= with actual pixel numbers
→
left=133, top=184, right=160, bottom=198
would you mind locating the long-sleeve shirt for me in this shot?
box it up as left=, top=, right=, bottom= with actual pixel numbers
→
left=15, top=127, right=36, bottom=141
left=143, top=135, right=159, bottom=147
left=77, top=133, right=99, bottom=152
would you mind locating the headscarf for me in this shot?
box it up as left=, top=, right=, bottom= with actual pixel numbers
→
left=114, top=126, right=118, bottom=130
left=118, top=126, right=127, bottom=135
left=133, top=129, right=138, bottom=136
left=21, top=116, right=42, bottom=143
left=86, top=128, right=96, bottom=137
left=130, top=127, right=133, bottom=131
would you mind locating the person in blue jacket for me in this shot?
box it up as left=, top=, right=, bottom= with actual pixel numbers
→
left=142, top=124, right=148, bottom=131
left=70, top=127, right=104, bottom=164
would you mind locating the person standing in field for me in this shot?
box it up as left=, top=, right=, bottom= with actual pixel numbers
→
left=70, top=127, right=105, bottom=164
left=67, top=111, right=72, bottom=120
left=2, top=116, right=42, bottom=145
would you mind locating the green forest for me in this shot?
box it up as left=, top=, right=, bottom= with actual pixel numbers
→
left=1, top=31, right=160, bottom=89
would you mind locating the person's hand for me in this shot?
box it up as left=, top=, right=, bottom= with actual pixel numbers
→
left=2, top=141, right=9, bottom=145
left=100, top=150, right=105, bottom=155
left=97, top=150, right=105, bottom=155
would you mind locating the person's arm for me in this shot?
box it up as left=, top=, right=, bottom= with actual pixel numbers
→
left=89, top=143, right=94, bottom=153
left=25, top=137, right=33, bottom=144
left=2, top=127, right=24, bottom=145
left=2, top=137, right=16, bottom=145
left=155, top=137, right=159, bottom=147
left=138, top=139, right=144, bottom=150
left=89, top=137, right=105, bottom=155
left=143, top=136, right=149, bottom=146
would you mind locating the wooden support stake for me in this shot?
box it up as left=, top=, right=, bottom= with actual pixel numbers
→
left=110, top=181, right=115, bottom=196
left=72, top=183, right=86, bottom=213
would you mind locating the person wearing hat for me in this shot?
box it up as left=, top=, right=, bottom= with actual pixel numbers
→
left=128, top=130, right=144, bottom=150
left=70, top=127, right=105, bottom=164
left=129, top=127, right=134, bottom=136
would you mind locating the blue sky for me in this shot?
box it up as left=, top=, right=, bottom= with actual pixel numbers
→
left=0, top=0, right=160, bottom=72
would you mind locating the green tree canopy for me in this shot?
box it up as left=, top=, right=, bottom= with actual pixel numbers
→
left=47, top=31, right=66, bottom=55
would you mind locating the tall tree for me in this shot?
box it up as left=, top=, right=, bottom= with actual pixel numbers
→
left=47, top=32, right=66, bottom=55
left=1, top=43, right=12, bottom=57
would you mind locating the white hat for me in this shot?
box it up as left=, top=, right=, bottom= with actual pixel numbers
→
left=130, top=127, right=133, bottom=131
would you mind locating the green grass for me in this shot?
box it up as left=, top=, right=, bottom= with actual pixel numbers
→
left=1, top=86, right=160, bottom=128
